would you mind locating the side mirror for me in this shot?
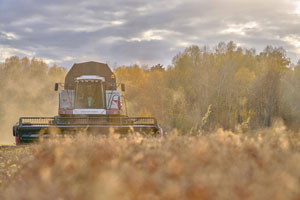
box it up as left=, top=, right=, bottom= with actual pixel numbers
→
left=54, top=83, right=59, bottom=91
left=121, top=83, right=125, bottom=92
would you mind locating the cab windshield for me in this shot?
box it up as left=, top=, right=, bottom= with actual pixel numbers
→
left=75, top=81, right=105, bottom=109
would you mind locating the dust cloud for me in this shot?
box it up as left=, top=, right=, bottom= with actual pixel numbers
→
left=0, top=57, right=65, bottom=144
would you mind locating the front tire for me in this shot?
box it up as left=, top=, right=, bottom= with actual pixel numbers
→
left=13, top=125, right=20, bottom=145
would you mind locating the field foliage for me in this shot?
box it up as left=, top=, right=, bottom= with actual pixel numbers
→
left=1, top=126, right=300, bottom=199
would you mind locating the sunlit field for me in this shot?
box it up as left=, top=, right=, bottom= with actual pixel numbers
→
left=1, top=126, right=300, bottom=200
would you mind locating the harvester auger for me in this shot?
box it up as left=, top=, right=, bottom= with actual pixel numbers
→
left=13, top=61, right=161, bottom=144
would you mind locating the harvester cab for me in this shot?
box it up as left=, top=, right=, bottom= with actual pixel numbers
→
left=74, top=76, right=107, bottom=112
left=59, top=75, right=119, bottom=115
left=13, top=61, right=161, bottom=144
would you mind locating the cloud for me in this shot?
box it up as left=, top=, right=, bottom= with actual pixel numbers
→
left=0, top=0, right=300, bottom=67
left=220, top=22, right=259, bottom=36
left=0, top=31, right=19, bottom=40
left=128, top=29, right=178, bottom=42
left=297, top=2, right=300, bottom=14
left=0, top=45, right=35, bottom=61
left=283, top=35, right=300, bottom=54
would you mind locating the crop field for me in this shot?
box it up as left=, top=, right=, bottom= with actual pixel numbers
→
left=1, top=127, right=300, bottom=200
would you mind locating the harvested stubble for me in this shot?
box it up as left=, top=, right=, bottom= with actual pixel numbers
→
left=1, top=129, right=300, bottom=200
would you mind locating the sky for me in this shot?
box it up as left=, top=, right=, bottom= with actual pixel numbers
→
left=0, top=0, right=300, bottom=69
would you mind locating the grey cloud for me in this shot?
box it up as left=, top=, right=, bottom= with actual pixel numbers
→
left=0, top=0, right=300, bottom=68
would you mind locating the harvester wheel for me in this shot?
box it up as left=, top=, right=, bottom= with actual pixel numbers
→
left=158, top=128, right=164, bottom=137
left=13, top=125, right=20, bottom=145
left=15, top=136, right=20, bottom=145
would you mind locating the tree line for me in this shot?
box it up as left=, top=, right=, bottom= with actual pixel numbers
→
left=115, top=41, right=300, bottom=132
left=1, top=41, right=300, bottom=137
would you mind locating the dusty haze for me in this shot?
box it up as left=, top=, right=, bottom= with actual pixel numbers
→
left=0, top=57, right=65, bottom=144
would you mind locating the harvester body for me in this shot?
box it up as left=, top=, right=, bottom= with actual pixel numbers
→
left=13, top=62, right=160, bottom=144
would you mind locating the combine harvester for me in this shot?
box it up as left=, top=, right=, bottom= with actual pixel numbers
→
left=13, top=61, right=161, bottom=144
